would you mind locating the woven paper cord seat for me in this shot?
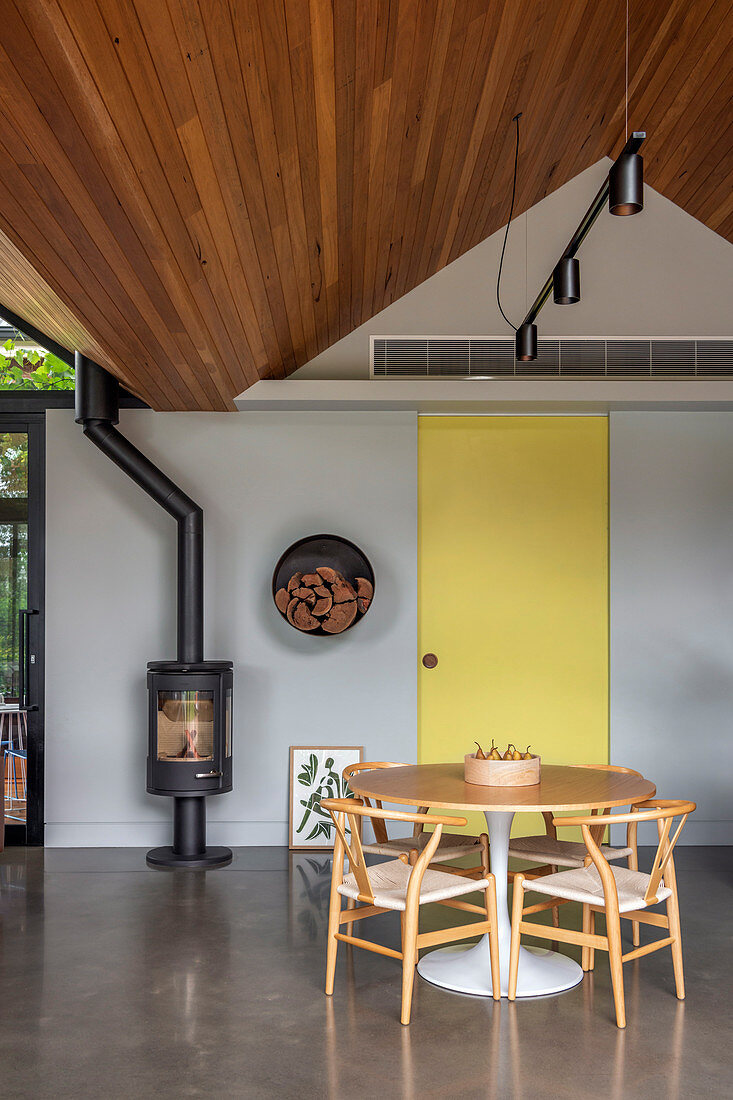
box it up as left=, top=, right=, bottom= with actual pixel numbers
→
left=363, top=830, right=481, bottom=863
left=508, top=834, right=632, bottom=868
left=338, top=858, right=490, bottom=912
left=525, top=863, right=672, bottom=913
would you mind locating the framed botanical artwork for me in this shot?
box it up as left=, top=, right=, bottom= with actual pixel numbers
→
left=289, top=745, right=363, bottom=850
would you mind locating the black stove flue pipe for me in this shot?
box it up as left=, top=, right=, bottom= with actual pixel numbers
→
left=74, top=354, right=203, bottom=665
left=75, top=355, right=231, bottom=870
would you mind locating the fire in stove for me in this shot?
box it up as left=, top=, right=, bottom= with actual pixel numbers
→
left=157, top=691, right=214, bottom=761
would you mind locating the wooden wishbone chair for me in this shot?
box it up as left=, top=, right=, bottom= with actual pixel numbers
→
left=508, top=798, right=695, bottom=1028
left=343, top=762, right=488, bottom=877
left=507, top=764, right=644, bottom=937
left=322, top=797, right=500, bottom=1024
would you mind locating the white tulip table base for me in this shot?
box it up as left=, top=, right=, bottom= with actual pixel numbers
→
left=416, top=811, right=584, bottom=999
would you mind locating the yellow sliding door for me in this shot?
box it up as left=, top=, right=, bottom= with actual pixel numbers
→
left=418, top=416, right=608, bottom=837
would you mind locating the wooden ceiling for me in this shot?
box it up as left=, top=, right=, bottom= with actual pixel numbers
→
left=0, top=0, right=730, bottom=409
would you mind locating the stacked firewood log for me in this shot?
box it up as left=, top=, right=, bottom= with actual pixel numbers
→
left=275, top=566, right=373, bottom=633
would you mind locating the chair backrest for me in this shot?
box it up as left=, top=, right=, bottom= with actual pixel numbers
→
left=545, top=764, right=645, bottom=838
left=321, top=798, right=467, bottom=906
left=573, top=763, right=643, bottom=777
left=559, top=799, right=695, bottom=906
left=342, top=761, right=426, bottom=841
left=342, top=761, right=407, bottom=784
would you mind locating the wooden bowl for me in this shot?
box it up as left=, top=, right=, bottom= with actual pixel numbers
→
left=464, top=753, right=541, bottom=786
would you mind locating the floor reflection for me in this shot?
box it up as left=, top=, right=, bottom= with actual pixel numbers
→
left=141, top=869, right=232, bottom=1048
left=321, top=916, right=692, bottom=1099
left=288, top=851, right=333, bottom=945
left=0, top=853, right=27, bottom=895
left=0, top=846, right=713, bottom=1099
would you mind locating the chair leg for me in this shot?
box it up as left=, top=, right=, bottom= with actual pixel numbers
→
left=666, top=878, right=685, bottom=1000
left=549, top=864, right=560, bottom=948
left=485, top=875, right=501, bottom=1000
left=581, top=904, right=591, bottom=971
left=325, top=884, right=342, bottom=996
left=480, top=832, right=490, bottom=876
left=606, top=906, right=626, bottom=1028
left=400, top=900, right=419, bottom=1025
left=627, top=850, right=640, bottom=947
left=508, top=873, right=524, bottom=1001
left=588, top=909, right=596, bottom=971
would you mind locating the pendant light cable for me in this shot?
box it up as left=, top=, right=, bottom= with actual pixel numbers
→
left=625, top=0, right=629, bottom=140
left=496, top=112, right=521, bottom=332
left=525, top=211, right=528, bottom=312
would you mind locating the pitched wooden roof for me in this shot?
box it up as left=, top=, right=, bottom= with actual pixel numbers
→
left=0, top=0, right=730, bottom=408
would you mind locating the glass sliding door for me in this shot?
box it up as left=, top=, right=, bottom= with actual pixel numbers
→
left=0, top=417, right=43, bottom=845
left=0, top=432, right=28, bottom=697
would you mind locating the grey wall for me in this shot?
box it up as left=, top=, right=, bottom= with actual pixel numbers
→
left=610, top=412, right=733, bottom=844
left=45, top=410, right=417, bottom=846
left=45, top=405, right=731, bottom=847
left=294, top=161, right=733, bottom=379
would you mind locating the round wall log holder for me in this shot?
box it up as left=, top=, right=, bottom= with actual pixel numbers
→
left=272, top=534, right=375, bottom=636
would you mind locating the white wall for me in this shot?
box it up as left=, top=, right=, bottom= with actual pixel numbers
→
left=294, top=161, right=733, bottom=379
left=610, top=412, right=733, bottom=845
left=45, top=410, right=417, bottom=846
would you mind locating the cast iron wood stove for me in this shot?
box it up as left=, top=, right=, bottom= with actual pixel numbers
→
left=75, top=355, right=233, bottom=868
left=146, top=661, right=233, bottom=867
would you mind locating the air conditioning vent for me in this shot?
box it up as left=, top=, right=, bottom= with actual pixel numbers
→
left=560, top=340, right=606, bottom=376
left=651, top=340, right=696, bottom=375
left=371, top=337, right=733, bottom=379
left=697, top=341, right=733, bottom=375
left=607, top=340, right=650, bottom=376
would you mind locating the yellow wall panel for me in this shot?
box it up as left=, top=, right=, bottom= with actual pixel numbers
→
left=418, top=416, right=608, bottom=838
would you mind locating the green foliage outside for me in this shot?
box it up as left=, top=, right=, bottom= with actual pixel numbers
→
left=0, top=336, right=74, bottom=389
left=0, top=433, right=28, bottom=697
left=0, top=432, right=28, bottom=497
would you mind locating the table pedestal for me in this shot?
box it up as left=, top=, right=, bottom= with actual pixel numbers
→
left=417, top=811, right=583, bottom=998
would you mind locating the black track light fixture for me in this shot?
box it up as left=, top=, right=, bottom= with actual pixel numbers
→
left=493, top=4, right=645, bottom=366
left=515, top=323, right=537, bottom=362
left=511, top=132, right=645, bottom=364
left=609, top=151, right=644, bottom=215
left=553, top=257, right=580, bottom=304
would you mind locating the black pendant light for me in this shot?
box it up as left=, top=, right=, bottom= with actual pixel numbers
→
left=498, top=2, right=647, bottom=362
left=609, top=152, right=644, bottom=215
left=515, top=323, right=537, bottom=362
left=610, top=0, right=643, bottom=216
left=553, top=257, right=580, bottom=304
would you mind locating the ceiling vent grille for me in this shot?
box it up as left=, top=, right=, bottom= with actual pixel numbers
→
left=371, top=337, right=733, bottom=379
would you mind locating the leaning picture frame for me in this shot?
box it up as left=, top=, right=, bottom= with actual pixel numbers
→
left=289, top=745, right=363, bottom=850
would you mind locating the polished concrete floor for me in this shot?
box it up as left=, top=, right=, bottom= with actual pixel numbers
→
left=0, top=845, right=731, bottom=1100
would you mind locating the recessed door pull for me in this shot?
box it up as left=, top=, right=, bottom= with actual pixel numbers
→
left=422, top=653, right=438, bottom=669
left=195, top=770, right=222, bottom=779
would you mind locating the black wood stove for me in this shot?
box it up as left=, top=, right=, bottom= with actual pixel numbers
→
left=146, top=661, right=233, bottom=867
left=75, top=355, right=233, bottom=868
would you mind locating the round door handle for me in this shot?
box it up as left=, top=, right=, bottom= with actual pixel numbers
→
left=422, top=653, right=438, bottom=669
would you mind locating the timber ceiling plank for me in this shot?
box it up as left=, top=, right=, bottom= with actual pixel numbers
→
left=347, top=0, right=379, bottom=331
left=0, top=0, right=728, bottom=409
left=400, top=0, right=475, bottom=296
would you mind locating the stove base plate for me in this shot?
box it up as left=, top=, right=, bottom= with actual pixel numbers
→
left=146, top=845, right=232, bottom=869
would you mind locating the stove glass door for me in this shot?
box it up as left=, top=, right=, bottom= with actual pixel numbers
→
left=156, top=690, right=214, bottom=762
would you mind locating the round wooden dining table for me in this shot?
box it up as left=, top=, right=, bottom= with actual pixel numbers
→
left=349, top=763, right=656, bottom=998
